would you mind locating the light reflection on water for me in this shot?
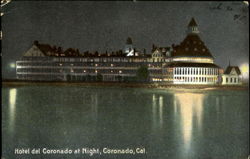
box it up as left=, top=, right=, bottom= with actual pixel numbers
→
left=9, top=88, right=17, bottom=135
left=174, top=93, right=204, bottom=155
left=152, top=94, right=164, bottom=130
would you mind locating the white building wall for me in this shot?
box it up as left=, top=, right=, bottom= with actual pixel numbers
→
left=173, top=67, right=219, bottom=85
left=221, top=75, right=242, bottom=85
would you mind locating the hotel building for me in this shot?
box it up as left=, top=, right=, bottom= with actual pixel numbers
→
left=16, top=18, right=225, bottom=85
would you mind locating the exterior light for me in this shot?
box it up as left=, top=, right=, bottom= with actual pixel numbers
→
left=240, top=63, right=249, bottom=79
left=10, top=62, right=16, bottom=68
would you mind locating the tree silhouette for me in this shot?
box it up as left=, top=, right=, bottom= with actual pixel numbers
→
left=136, top=65, right=149, bottom=82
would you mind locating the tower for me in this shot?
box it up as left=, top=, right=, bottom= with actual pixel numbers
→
left=187, top=17, right=199, bottom=34
left=124, top=37, right=134, bottom=55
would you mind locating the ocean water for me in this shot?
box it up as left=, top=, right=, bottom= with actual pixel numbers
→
left=2, top=85, right=249, bottom=159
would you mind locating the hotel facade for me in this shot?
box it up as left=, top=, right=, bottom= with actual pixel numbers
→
left=16, top=18, right=232, bottom=85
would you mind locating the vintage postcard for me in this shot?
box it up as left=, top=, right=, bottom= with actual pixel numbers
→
left=1, top=1, right=249, bottom=159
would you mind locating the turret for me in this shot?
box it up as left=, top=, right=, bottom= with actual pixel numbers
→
left=187, top=17, right=199, bottom=34
left=124, top=37, right=134, bottom=54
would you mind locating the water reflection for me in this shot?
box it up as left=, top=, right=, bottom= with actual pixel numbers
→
left=9, top=88, right=17, bottom=134
left=152, top=94, right=164, bottom=129
left=159, top=96, right=163, bottom=126
left=91, top=93, right=98, bottom=119
left=174, top=93, right=205, bottom=154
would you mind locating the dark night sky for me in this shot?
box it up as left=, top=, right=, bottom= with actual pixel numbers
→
left=1, top=1, right=249, bottom=79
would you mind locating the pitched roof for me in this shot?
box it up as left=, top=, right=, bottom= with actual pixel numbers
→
left=188, top=18, right=198, bottom=27
left=35, top=43, right=54, bottom=55
left=171, top=34, right=213, bottom=58
left=224, top=66, right=241, bottom=75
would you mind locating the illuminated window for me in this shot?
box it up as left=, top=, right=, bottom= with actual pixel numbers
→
left=95, top=64, right=98, bottom=66
left=71, top=64, right=74, bottom=66
left=119, top=70, right=122, bottom=73
left=111, top=64, right=114, bottom=67
left=95, top=70, right=98, bottom=73
left=83, top=70, right=86, bottom=73
left=59, top=63, right=62, bottom=66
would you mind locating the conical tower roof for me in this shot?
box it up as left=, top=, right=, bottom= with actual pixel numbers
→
left=126, top=37, right=133, bottom=45
left=188, top=17, right=198, bottom=27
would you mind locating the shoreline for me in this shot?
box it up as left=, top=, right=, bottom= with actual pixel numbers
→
left=2, top=81, right=249, bottom=91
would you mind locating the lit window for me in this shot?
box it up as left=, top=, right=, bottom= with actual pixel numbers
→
left=119, top=70, right=122, bottom=73
left=83, top=70, right=86, bottom=73
left=95, top=70, right=98, bottom=73
left=95, top=64, right=98, bottom=66
left=59, top=63, right=62, bottom=66
left=111, top=70, right=113, bottom=73
left=111, top=64, right=114, bottom=67
left=70, top=64, right=74, bottom=66
left=71, top=69, right=74, bottom=73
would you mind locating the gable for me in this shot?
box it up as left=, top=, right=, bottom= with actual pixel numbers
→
left=230, top=68, right=237, bottom=75
left=152, top=50, right=163, bottom=58
left=224, top=66, right=241, bottom=75
left=23, top=45, right=45, bottom=57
